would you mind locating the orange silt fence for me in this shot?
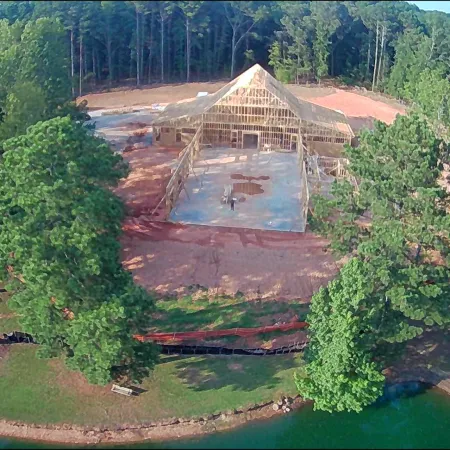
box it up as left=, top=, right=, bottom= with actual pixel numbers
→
left=133, top=321, right=309, bottom=343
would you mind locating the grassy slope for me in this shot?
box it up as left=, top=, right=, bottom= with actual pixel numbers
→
left=151, top=295, right=309, bottom=332
left=1, top=293, right=308, bottom=336
left=0, top=345, right=301, bottom=426
left=0, top=291, right=302, bottom=426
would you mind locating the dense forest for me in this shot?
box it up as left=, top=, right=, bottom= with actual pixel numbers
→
left=1, top=1, right=449, bottom=99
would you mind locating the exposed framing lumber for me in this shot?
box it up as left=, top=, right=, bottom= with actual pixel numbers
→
left=150, top=64, right=356, bottom=232
left=152, top=65, right=353, bottom=152
left=165, top=125, right=203, bottom=214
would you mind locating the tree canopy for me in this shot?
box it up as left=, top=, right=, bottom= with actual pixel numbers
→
left=295, top=259, right=385, bottom=413
left=0, top=116, right=158, bottom=385
left=0, top=16, right=72, bottom=146
left=0, top=0, right=448, bottom=103
left=297, top=113, right=450, bottom=412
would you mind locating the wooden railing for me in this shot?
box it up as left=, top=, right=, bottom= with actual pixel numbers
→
left=300, top=159, right=309, bottom=231
left=296, top=141, right=309, bottom=232
left=316, top=156, right=348, bottom=177
left=165, top=125, right=203, bottom=214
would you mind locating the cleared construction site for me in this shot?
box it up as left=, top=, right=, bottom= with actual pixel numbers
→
left=151, top=64, right=355, bottom=233
left=89, top=64, right=405, bottom=301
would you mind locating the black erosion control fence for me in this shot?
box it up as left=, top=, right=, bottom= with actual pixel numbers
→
left=1, top=331, right=307, bottom=356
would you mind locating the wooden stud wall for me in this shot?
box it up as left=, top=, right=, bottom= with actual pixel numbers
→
left=201, top=122, right=300, bottom=151
left=156, top=87, right=351, bottom=152
left=302, top=121, right=351, bottom=145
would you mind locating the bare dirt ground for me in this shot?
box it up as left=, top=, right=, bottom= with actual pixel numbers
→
left=121, top=219, right=339, bottom=301
left=79, top=81, right=406, bottom=133
left=97, top=79, right=405, bottom=326
left=79, top=82, right=227, bottom=110
left=307, top=89, right=406, bottom=132
left=114, top=146, right=182, bottom=219
left=388, top=329, right=450, bottom=393
left=110, top=138, right=340, bottom=303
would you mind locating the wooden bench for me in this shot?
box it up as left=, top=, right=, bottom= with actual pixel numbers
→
left=111, top=384, right=133, bottom=396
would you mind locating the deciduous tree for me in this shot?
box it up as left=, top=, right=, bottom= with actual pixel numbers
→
left=0, top=116, right=158, bottom=385
left=302, top=113, right=450, bottom=411
left=295, top=259, right=386, bottom=413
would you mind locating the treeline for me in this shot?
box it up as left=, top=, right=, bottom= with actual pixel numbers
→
left=1, top=1, right=449, bottom=98
left=0, top=0, right=280, bottom=94
left=0, top=17, right=83, bottom=145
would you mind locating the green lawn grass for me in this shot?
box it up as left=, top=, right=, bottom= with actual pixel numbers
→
left=0, top=315, right=21, bottom=333
left=0, top=345, right=301, bottom=426
left=0, top=295, right=12, bottom=315
left=0, top=290, right=304, bottom=426
left=1, top=292, right=309, bottom=335
left=151, top=295, right=309, bottom=332
left=200, top=328, right=306, bottom=347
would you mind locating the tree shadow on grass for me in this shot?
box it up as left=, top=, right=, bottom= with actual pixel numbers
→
left=151, top=300, right=308, bottom=332
left=172, top=354, right=300, bottom=393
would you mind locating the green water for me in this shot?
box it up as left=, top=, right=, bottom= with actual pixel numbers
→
left=2, top=384, right=450, bottom=449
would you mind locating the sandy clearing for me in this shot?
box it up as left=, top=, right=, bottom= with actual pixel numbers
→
left=79, top=82, right=228, bottom=110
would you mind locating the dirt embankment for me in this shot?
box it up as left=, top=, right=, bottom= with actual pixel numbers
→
left=114, top=146, right=182, bottom=220
left=78, top=82, right=227, bottom=110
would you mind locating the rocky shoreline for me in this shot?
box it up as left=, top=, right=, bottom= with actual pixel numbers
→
left=0, top=395, right=307, bottom=446
left=1, top=369, right=450, bottom=446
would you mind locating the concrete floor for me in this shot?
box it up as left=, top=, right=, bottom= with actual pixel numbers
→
left=169, top=148, right=306, bottom=232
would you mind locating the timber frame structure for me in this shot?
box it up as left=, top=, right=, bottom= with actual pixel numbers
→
left=151, top=64, right=355, bottom=229
left=152, top=64, right=353, bottom=153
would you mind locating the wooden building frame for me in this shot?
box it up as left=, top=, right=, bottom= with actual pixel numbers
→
left=151, top=64, right=355, bottom=229
left=152, top=64, right=353, bottom=153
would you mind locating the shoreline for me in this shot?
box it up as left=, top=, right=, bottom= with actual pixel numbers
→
left=0, top=396, right=307, bottom=446
left=1, top=369, right=450, bottom=446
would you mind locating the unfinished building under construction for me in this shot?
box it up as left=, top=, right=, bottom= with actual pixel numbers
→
left=153, top=64, right=353, bottom=153
left=151, top=64, right=355, bottom=232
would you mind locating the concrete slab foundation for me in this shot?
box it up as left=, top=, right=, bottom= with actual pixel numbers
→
left=169, top=148, right=305, bottom=232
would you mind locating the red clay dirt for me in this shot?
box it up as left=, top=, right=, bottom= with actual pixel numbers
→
left=114, top=146, right=182, bottom=219
left=121, top=219, right=339, bottom=301
left=135, top=321, right=308, bottom=343
left=112, top=141, right=340, bottom=302
left=105, top=81, right=404, bottom=305
left=308, top=88, right=407, bottom=130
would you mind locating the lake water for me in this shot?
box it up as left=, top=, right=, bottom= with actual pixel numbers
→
left=1, top=383, right=450, bottom=449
